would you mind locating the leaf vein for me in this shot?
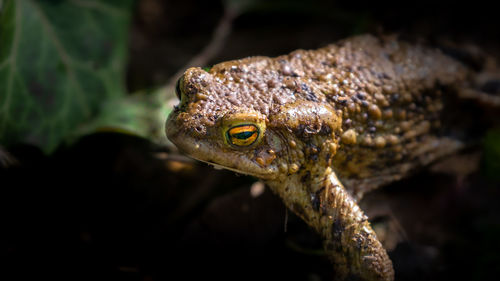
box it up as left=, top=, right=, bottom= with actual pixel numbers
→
left=0, top=0, right=21, bottom=132
left=28, top=0, right=91, bottom=117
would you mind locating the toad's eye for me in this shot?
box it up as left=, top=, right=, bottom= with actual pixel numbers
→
left=226, top=124, right=259, bottom=147
left=175, top=77, right=183, bottom=100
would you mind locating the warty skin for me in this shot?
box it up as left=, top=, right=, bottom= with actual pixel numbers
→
left=166, top=34, right=492, bottom=280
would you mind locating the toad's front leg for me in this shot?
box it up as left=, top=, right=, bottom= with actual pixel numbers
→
left=266, top=168, right=394, bottom=281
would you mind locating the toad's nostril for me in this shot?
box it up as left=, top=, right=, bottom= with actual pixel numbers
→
left=175, top=76, right=183, bottom=100
left=194, top=126, right=206, bottom=135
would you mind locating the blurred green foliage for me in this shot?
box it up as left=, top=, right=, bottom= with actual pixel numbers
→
left=75, top=85, right=172, bottom=146
left=0, top=0, right=133, bottom=153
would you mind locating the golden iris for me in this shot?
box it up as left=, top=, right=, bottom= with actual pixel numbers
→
left=226, top=124, right=259, bottom=147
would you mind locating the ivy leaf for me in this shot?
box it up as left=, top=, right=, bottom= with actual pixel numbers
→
left=0, top=0, right=133, bottom=153
left=75, top=86, right=176, bottom=147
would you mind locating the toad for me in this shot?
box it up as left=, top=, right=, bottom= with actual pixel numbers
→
left=165, top=34, right=498, bottom=281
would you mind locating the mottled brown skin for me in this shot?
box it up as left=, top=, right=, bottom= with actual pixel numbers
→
left=165, top=35, right=484, bottom=280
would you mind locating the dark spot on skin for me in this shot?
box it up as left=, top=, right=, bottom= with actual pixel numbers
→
left=296, top=124, right=307, bottom=137
left=332, top=219, right=344, bottom=240
left=356, top=92, right=366, bottom=100
left=309, top=144, right=319, bottom=154
left=300, top=83, right=318, bottom=102
left=319, top=124, right=332, bottom=135
left=301, top=83, right=310, bottom=92
left=310, top=153, right=318, bottom=161
left=354, top=235, right=363, bottom=250
left=306, top=144, right=319, bottom=161
left=186, top=84, right=197, bottom=96
left=391, top=93, right=400, bottom=102
left=305, top=92, right=318, bottom=102
left=301, top=171, right=311, bottom=184
left=377, top=72, right=391, bottom=80
left=313, top=186, right=326, bottom=213
left=311, top=192, right=320, bottom=212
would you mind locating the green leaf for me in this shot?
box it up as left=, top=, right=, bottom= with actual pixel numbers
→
left=75, top=86, right=176, bottom=147
left=0, top=0, right=133, bottom=153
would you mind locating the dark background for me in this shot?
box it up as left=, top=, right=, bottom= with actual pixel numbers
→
left=2, top=0, right=500, bottom=280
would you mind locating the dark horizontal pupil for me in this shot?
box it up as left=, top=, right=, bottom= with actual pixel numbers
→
left=232, top=131, right=255, bottom=140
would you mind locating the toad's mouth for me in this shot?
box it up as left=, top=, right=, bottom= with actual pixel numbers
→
left=186, top=154, right=270, bottom=178
left=166, top=116, right=278, bottom=180
left=173, top=142, right=278, bottom=180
